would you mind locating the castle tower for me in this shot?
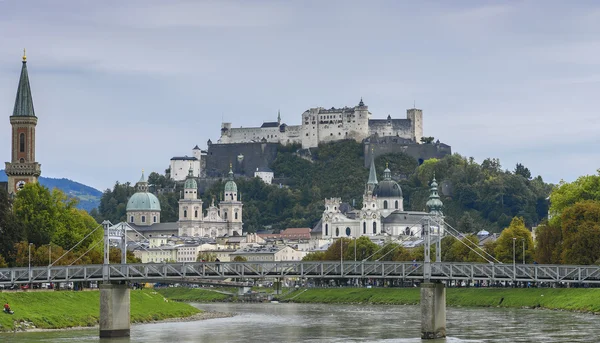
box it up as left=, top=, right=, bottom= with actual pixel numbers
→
left=5, top=50, right=42, bottom=195
left=219, top=164, right=243, bottom=235
left=407, top=108, right=423, bottom=143
left=178, top=166, right=203, bottom=236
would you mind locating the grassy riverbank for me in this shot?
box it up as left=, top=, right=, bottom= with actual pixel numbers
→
left=0, top=289, right=200, bottom=332
left=280, top=288, right=600, bottom=313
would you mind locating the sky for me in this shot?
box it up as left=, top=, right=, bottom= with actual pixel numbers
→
left=1, top=0, right=599, bottom=191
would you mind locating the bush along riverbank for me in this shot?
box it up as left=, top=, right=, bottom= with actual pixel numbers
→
left=0, top=289, right=200, bottom=332
left=279, top=287, right=600, bottom=314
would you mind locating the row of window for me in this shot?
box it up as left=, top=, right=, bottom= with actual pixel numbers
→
left=182, top=210, right=238, bottom=220
left=382, top=200, right=400, bottom=210
left=325, top=222, right=378, bottom=236
left=130, top=215, right=157, bottom=223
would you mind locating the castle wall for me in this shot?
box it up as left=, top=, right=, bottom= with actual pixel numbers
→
left=364, top=138, right=452, bottom=168
left=205, top=142, right=280, bottom=178
left=369, top=118, right=413, bottom=140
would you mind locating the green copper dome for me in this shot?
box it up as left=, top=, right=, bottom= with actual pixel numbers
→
left=126, top=192, right=161, bottom=211
left=127, top=171, right=161, bottom=211
left=224, top=165, right=237, bottom=193
left=184, top=166, right=197, bottom=190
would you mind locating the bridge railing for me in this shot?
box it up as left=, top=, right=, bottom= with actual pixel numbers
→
left=2, top=262, right=600, bottom=285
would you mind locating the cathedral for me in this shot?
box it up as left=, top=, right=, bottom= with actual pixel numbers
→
left=125, top=165, right=243, bottom=238
left=317, top=157, right=444, bottom=240
left=5, top=50, right=41, bottom=195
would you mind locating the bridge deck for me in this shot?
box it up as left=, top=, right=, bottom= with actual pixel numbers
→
left=1, top=262, right=599, bottom=285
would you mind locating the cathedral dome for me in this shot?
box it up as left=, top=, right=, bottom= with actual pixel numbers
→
left=126, top=192, right=161, bottom=211
left=374, top=167, right=402, bottom=198
left=126, top=171, right=161, bottom=211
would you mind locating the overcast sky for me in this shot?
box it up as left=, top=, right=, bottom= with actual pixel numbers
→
left=1, top=0, right=599, bottom=191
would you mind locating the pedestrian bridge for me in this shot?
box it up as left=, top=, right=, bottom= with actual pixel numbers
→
left=2, top=261, right=600, bottom=285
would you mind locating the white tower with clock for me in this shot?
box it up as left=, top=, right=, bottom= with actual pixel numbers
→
left=5, top=50, right=41, bottom=195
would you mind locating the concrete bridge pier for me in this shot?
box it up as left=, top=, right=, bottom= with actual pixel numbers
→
left=420, top=282, right=446, bottom=339
left=99, top=283, right=130, bottom=338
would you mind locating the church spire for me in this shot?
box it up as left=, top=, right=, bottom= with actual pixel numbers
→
left=13, top=49, right=36, bottom=117
left=277, top=109, right=281, bottom=124
left=366, top=153, right=378, bottom=195
left=426, top=174, right=443, bottom=216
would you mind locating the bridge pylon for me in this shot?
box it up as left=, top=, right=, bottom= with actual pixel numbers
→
left=420, top=215, right=446, bottom=339
left=99, top=221, right=131, bottom=338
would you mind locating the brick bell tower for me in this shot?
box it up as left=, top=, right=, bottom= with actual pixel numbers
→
left=5, top=49, right=41, bottom=195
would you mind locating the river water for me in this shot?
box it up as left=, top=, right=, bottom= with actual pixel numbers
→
left=1, top=302, right=599, bottom=342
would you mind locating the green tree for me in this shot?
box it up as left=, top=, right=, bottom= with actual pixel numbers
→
left=549, top=172, right=600, bottom=225
left=534, top=222, right=562, bottom=264
left=233, top=256, right=248, bottom=262
left=346, top=236, right=379, bottom=261
left=302, top=251, right=326, bottom=261
left=493, top=217, right=534, bottom=263
left=197, top=252, right=217, bottom=262
left=514, top=163, right=532, bottom=180
left=560, top=200, right=600, bottom=265
left=0, top=187, right=24, bottom=265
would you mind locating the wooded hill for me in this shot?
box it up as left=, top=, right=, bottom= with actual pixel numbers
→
left=95, top=140, right=552, bottom=234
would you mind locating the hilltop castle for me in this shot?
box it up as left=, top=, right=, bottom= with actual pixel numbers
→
left=218, top=99, right=423, bottom=149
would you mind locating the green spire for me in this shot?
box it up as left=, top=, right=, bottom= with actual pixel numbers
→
left=138, top=170, right=146, bottom=183
left=367, top=154, right=378, bottom=186
left=12, top=49, right=36, bottom=117
left=426, top=173, right=443, bottom=216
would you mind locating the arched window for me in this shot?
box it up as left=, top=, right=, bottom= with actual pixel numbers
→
left=153, top=216, right=157, bottom=223
left=373, top=222, right=377, bottom=234
left=346, top=227, right=351, bottom=236
left=336, top=227, right=339, bottom=236
left=405, top=227, right=410, bottom=236
left=19, top=133, right=25, bottom=153
left=130, top=216, right=134, bottom=223
left=194, top=210, right=198, bottom=218
left=383, top=201, right=388, bottom=209
left=363, top=222, right=366, bottom=234
left=395, top=200, right=399, bottom=209
left=141, top=215, right=146, bottom=223
left=224, top=212, right=228, bottom=220
left=183, top=210, right=187, bottom=218
left=325, top=224, right=329, bottom=236
left=235, top=212, right=238, bottom=219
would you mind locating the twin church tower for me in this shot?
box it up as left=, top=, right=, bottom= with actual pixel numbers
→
left=5, top=50, right=41, bottom=195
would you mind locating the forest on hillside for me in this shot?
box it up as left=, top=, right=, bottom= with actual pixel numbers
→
left=94, top=140, right=553, bottom=233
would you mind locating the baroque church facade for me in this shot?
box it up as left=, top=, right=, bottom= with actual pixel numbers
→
left=5, top=50, right=41, bottom=195
left=125, top=166, right=243, bottom=238
left=218, top=99, right=423, bottom=149
left=318, top=157, right=444, bottom=240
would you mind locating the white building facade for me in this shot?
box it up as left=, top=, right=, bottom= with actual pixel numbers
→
left=177, top=166, right=243, bottom=238
left=318, top=158, right=443, bottom=240
left=218, top=99, right=423, bottom=149
left=169, top=146, right=202, bottom=181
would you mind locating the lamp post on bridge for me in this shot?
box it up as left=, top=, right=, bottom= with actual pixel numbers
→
left=28, top=243, right=33, bottom=286
left=522, top=238, right=525, bottom=264
left=512, top=237, right=516, bottom=282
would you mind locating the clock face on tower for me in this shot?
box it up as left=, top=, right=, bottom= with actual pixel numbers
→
left=16, top=180, right=26, bottom=191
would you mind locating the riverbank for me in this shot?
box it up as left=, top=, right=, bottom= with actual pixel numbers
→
left=279, top=287, right=600, bottom=314
left=0, top=289, right=200, bottom=332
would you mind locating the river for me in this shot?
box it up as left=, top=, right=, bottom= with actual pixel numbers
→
left=1, top=302, right=598, bottom=342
